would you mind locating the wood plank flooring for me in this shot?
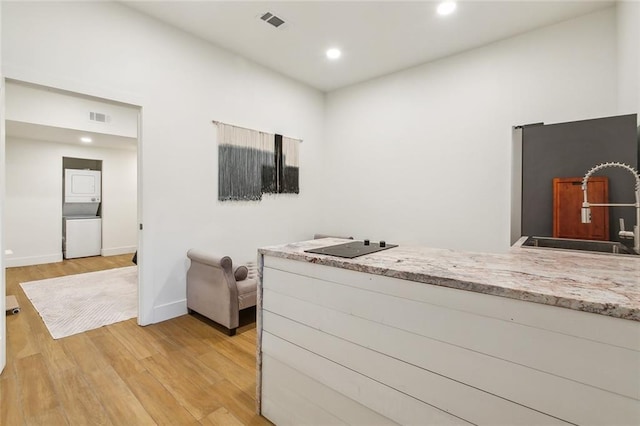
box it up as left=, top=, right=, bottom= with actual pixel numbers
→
left=1, top=255, right=271, bottom=425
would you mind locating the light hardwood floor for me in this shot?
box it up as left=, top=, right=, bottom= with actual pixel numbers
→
left=1, top=255, right=271, bottom=425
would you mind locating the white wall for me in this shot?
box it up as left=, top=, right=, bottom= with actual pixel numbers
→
left=5, top=137, right=137, bottom=267
left=0, top=0, right=6, bottom=373
left=617, top=1, right=640, bottom=121
left=324, top=8, right=619, bottom=253
left=6, top=82, right=138, bottom=138
left=2, top=1, right=325, bottom=323
left=3, top=2, right=628, bottom=325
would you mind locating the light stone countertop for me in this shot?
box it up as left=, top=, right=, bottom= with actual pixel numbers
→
left=258, top=237, right=640, bottom=321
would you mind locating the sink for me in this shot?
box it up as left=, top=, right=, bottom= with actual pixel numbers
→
left=522, top=236, right=638, bottom=256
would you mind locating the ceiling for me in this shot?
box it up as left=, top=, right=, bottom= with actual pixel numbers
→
left=122, top=0, right=615, bottom=92
left=6, top=121, right=138, bottom=151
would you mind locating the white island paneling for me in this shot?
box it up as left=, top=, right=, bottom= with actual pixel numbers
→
left=258, top=239, right=640, bottom=425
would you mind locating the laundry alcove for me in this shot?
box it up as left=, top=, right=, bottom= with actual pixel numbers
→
left=62, top=157, right=103, bottom=259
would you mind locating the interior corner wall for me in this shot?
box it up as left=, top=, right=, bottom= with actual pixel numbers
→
left=324, top=7, right=619, bottom=253
left=1, top=1, right=325, bottom=324
left=0, top=0, right=6, bottom=373
left=617, top=1, right=640, bottom=121
left=4, top=137, right=137, bottom=267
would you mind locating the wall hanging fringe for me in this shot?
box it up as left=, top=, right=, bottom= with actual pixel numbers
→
left=214, top=121, right=300, bottom=201
left=212, top=120, right=302, bottom=143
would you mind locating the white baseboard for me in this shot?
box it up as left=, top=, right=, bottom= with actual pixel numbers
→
left=153, top=299, right=187, bottom=323
left=5, top=253, right=63, bottom=268
left=5, top=248, right=135, bottom=266
left=101, top=246, right=137, bottom=257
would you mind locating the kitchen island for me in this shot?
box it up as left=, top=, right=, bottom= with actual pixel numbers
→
left=257, top=238, right=640, bottom=425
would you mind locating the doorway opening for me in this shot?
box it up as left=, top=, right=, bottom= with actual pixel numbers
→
left=1, top=79, right=142, bottom=367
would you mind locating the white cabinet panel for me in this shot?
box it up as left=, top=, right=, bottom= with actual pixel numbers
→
left=264, top=309, right=572, bottom=426
left=263, top=332, right=469, bottom=426
left=263, top=290, right=634, bottom=425
left=263, top=266, right=640, bottom=401
left=264, top=256, right=640, bottom=351
left=259, top=256, right=640, bottom=426
left=64, top=218, right=101, bottom=259
left=263, top=355, right=395, bottom=426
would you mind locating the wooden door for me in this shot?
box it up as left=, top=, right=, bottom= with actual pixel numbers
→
left=553, top=177, right=609, bottom=240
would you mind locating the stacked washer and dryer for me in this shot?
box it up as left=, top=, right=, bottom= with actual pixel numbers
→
left=62, top=168, right=102, bottom=259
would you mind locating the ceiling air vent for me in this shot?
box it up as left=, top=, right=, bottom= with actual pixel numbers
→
left=89, top=111, right=110, bottom=123
left=260, top=12, right=286, bottom=28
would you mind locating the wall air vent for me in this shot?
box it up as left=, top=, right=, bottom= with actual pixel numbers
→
left=89, top=112, right=110, bottom=123
left=260, top=12, right=286, bottom=28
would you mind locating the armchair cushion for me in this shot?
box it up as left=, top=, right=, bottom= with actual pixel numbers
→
left=236, top=261, right=258, bottom=310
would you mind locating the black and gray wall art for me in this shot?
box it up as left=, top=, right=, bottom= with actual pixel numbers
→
left=217, top=123, right=300, bottom=201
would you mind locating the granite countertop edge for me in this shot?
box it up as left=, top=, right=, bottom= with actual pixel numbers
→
left=259, top=238, right=640, bottom=322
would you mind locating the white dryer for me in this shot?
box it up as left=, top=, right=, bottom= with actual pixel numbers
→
left=65, top=169, right=101, bottom=203
left=63, top=169, right=101, bottom=217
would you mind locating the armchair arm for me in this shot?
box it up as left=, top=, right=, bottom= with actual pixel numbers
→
left=187, top=249, right=232, bottom=271
left=186, top=249, right=239, bottom=330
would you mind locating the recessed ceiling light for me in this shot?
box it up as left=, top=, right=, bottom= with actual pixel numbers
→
left=437, top=1, right=457, bottom=16
left=80, top=137, right=92, bottom=143
left=326, top=48, right=342, bottom=60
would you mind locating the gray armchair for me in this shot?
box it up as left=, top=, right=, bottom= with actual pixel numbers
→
left=186, top=249, right=257, bottom=336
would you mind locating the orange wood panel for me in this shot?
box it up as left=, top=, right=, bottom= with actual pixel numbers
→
left=553, top=176, right=609, bottom=240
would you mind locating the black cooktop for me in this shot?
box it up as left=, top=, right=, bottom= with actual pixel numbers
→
left=305, top=240, right=398, bottom=259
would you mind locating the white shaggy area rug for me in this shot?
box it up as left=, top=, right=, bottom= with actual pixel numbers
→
left=20, top=266, right=137, bottom=339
